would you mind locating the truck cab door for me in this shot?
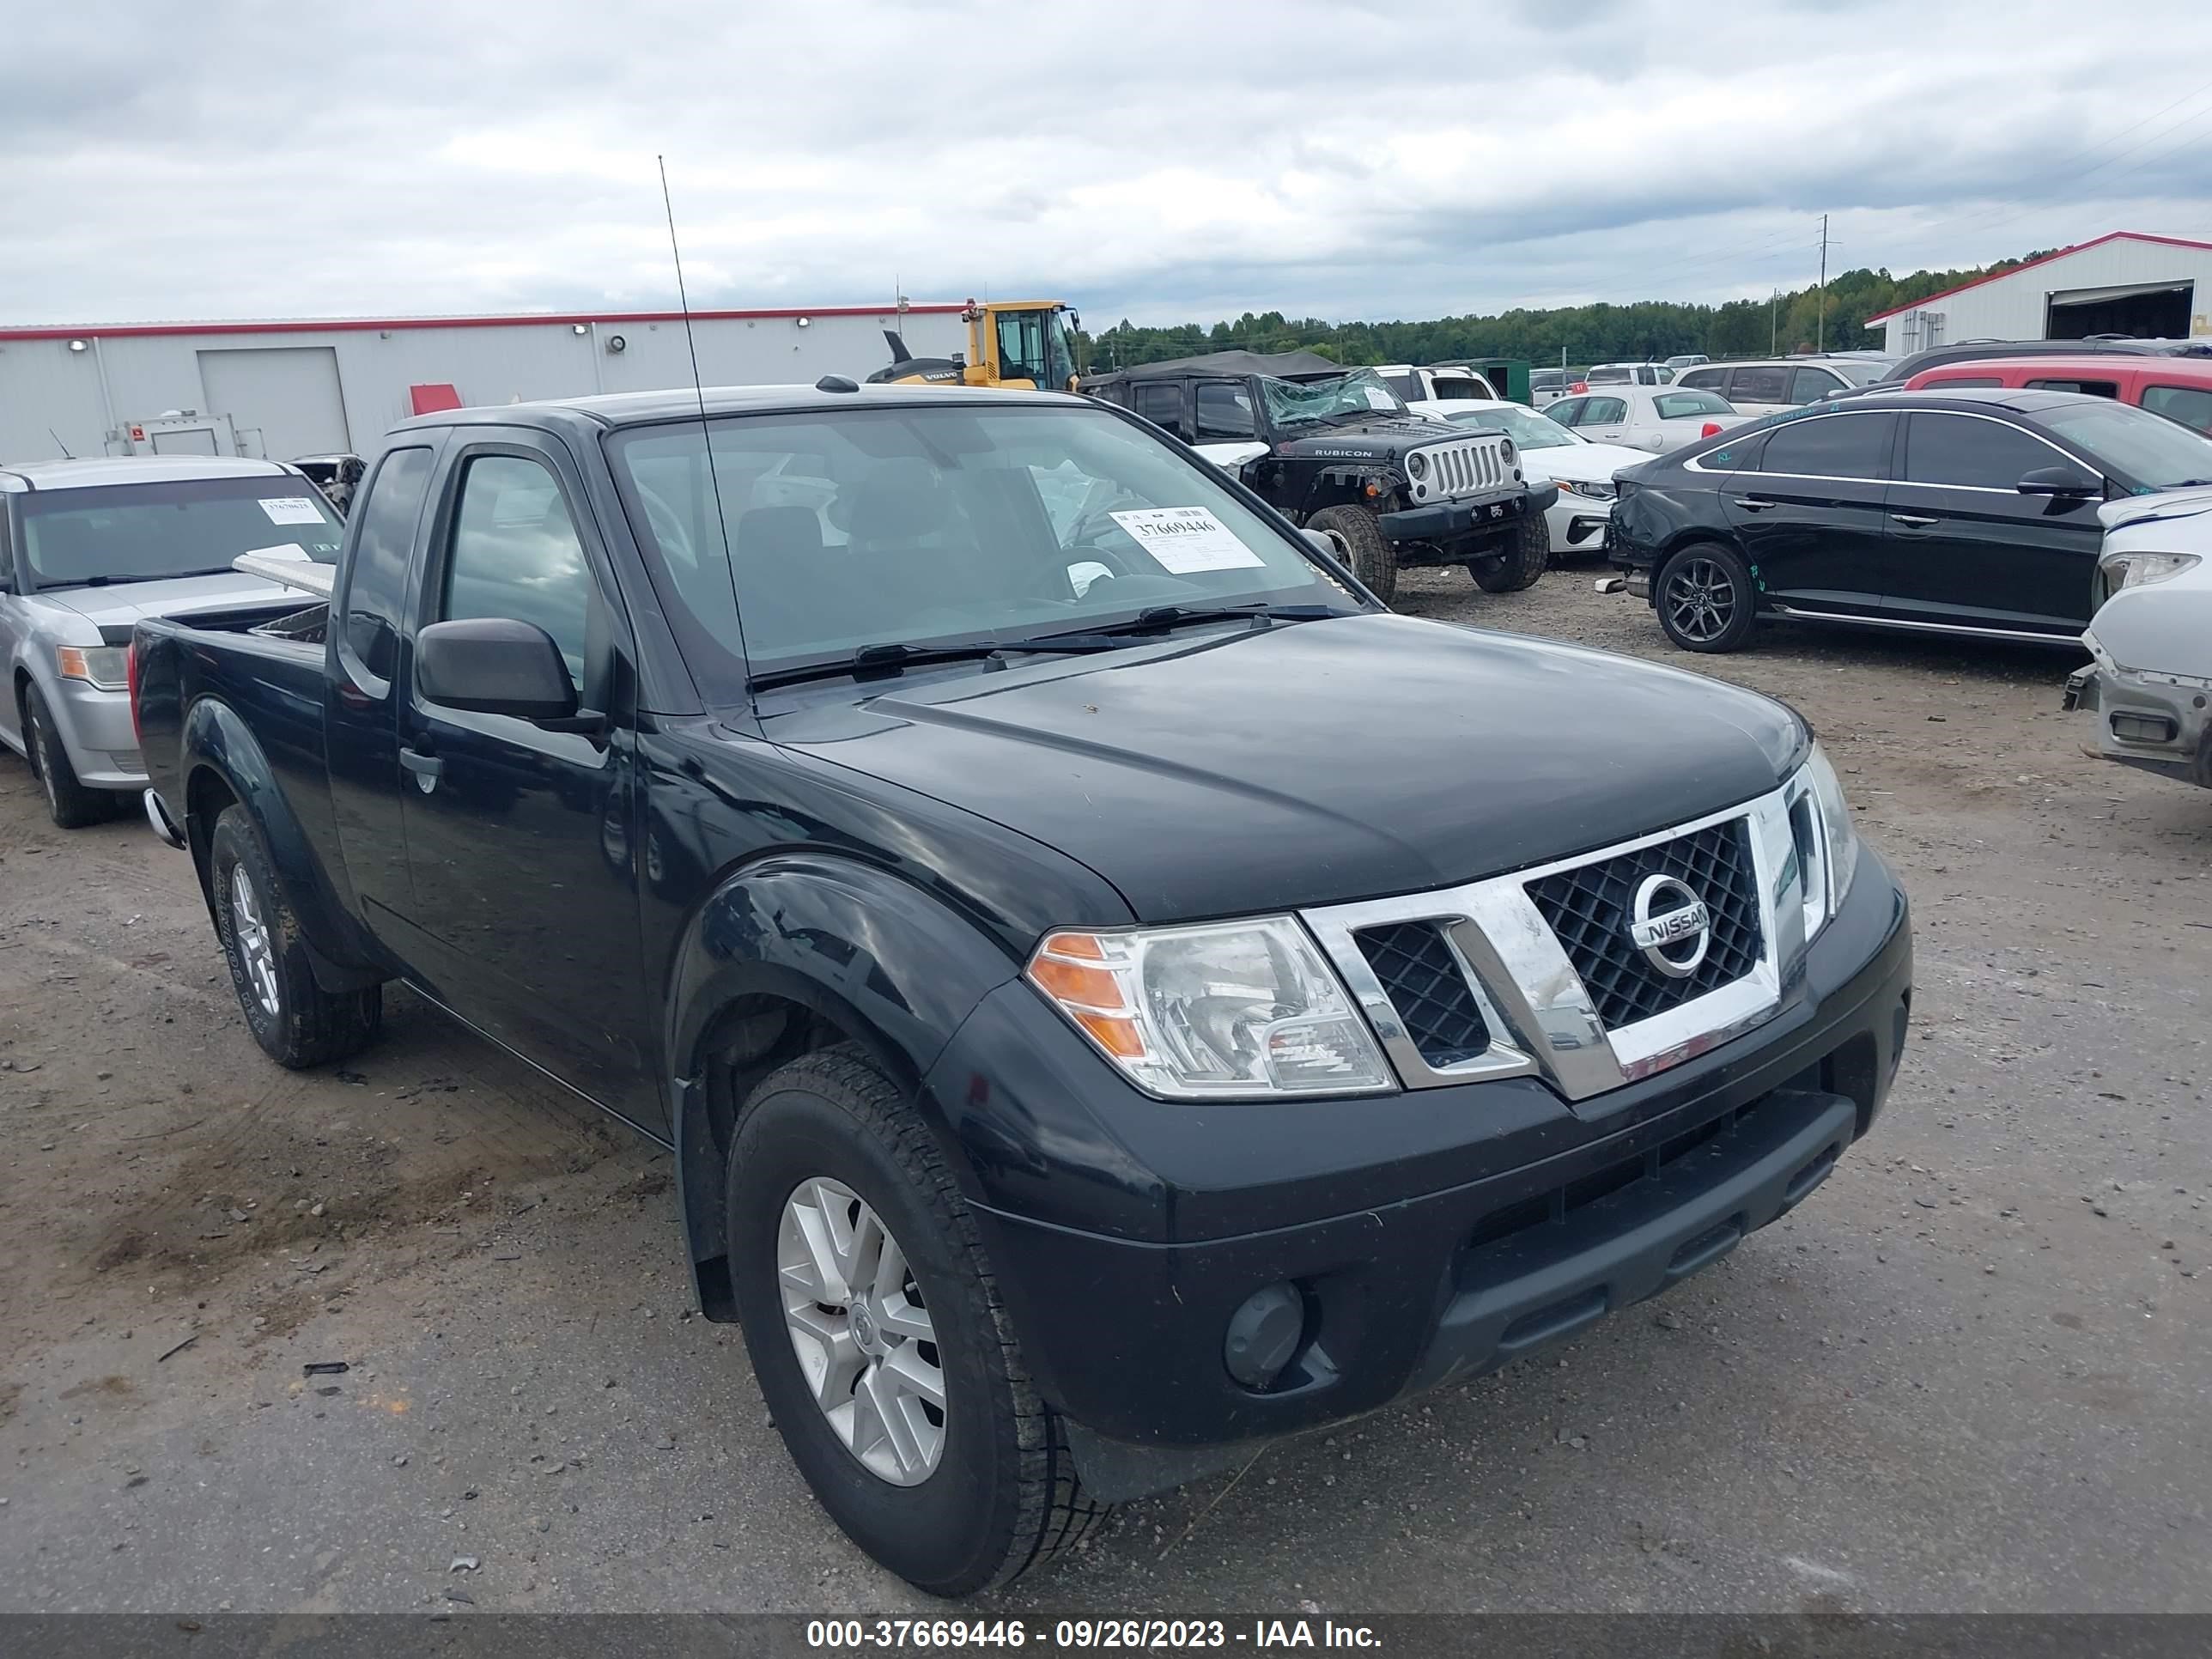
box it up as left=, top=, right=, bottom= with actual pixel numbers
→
left=325, top=440, right=442, bottom=932
left=393, top=431, right=658, bottom=1130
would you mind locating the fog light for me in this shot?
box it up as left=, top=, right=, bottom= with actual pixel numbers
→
left=2111, top=712, right=2178, bottom=744
left=1223, top=1282, right=1305, bottom=1390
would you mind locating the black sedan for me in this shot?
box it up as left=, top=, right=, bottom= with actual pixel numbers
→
left=1606, top=387, right=2212, bottom=653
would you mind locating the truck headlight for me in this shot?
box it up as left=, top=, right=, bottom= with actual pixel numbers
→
left=56, top=645, right=130, bottom=690
left=1407, top=451, right=1428, bottom=479
left=1026, top=918, right=1395, bottom=1099
left=1786, top=744, right=1861, bottom=941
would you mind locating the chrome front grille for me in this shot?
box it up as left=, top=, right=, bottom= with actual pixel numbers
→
left=1304, top=784, right=1807, bottom=1103
left=1353, top=922, right=1491, bottom=1067
left=1525, top=818, right=1764, bottom=1030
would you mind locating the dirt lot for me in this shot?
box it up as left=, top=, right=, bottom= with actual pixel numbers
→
left=1, top=574, right=2206, bottom=1614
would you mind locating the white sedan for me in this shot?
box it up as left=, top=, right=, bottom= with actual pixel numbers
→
left=1542, top=384, right=1751, bottom=453
left=1407, top=398, right=1651, bottom=559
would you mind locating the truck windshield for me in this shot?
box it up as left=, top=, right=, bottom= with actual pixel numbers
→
left=606, top=403, right=1361, bottom=682
left=1258, top=370, right=1407, bottom=426
left=19, top=476, right=344, bottom=590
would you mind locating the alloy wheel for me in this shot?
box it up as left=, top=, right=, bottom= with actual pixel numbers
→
left=229, top=865, right=282, bottom=1018
left=1665, top=557, right=1739, bottom=644
left=778, top=1176, right=946, bottom=1486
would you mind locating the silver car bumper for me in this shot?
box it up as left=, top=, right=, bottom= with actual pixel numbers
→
left=2065, top=664, right=2212, bottom=787
left=49, top=677, right=146, bottom=789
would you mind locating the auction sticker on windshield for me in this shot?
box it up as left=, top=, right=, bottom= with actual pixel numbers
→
left=1109, top=507, right=1266, bottom=574
left=258, top=496, right=327, bottom=526
left=1364, top=386, right=1397, bottom=410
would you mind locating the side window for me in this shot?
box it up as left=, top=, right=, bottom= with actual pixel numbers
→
left=1130, top=382, right=1188, bottom=440
left=1789, top=367, right=1844, bottom=404
left=1678, top=368, right=1723, bottom=391
left=440, top=454, right=594, bottom=688
left=1546, top=398, right=1585, bottom=426
left=2142, top=383, right=2212, bottom=433
left=1702, top=431, right=1768, bottom=472
left=1382, top=373, right=1423, bottom=402
left=1193, top=380, right=1258, bottom=441
left=1729, top=366, right=1793, bottom=404
left=1754, top=412, right=1895, bottom=480
left=1925, top=376, right=2001, bottom=389
left=1581, top=398, right=1628, bottom=424
left=339, top=445, right=435, bottom=684
left=2027, top=378, right=2119, bottom=398
left=1901, top=414, right=2059, bottom=489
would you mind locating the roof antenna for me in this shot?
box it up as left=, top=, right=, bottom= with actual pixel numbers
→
left=657, top=154, right=755, bottom=713
left=48, top=428, right=73, bottom=459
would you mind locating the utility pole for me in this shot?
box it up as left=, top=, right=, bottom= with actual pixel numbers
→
left=1816, top=214, right=1829, bottom=353
left=1771, top=288, right=1781, bottom=356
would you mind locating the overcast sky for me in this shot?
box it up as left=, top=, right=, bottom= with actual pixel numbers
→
left=8, top=0, right=2212, bottom=329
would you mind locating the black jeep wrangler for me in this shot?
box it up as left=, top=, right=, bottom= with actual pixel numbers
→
left=1081, top=349, right=1553, bottom=602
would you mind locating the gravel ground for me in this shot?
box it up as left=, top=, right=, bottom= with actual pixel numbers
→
left=0, top=572, right=2205, bottom=1615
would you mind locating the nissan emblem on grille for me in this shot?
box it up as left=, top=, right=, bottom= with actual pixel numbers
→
left=1628, top=874, right=1711, bottom=978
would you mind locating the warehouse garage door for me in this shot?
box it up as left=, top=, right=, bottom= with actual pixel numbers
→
left=2045, top=281, right=2194, bottom=342
left=198, top=346, right=351, bottom=457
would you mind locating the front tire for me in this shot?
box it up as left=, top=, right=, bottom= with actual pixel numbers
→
left=23, top=684, right=118, bottom=829
left=727, top=1046, right=1104, bottom=1595
left=1655, top=542, right=1759, bottom=653
left=210, top=806, right=383, bottom=1068
left=1304, top=504, right=1397, bottom=605
left=1469, top=513, right=1549, bottom=592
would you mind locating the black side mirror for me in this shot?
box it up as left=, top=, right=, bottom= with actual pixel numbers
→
left=2017, top=464, right=2101, bottom=498
left=416, top=617, right=577, bottom=720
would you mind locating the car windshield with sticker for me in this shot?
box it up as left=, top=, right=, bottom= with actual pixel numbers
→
left=19, top=476, right=344, bottom=589
left=606, top=402, right=1363, bottom=672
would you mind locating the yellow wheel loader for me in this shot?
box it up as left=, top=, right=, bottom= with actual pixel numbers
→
left=868, top=300, right=1082, bottom=392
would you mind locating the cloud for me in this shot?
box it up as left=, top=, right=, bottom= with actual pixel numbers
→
left=4, top=0, right=2212, bottom=327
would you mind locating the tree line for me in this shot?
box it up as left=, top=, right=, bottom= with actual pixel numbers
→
left=1079, top=251, right=2053, bottom=372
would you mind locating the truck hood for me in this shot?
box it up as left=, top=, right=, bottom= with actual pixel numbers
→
left=772, top=613, right=1806, bottom=921
left=31, top=569, right=319, bottom=631
left=1269, top=416, right=1474, bottom=464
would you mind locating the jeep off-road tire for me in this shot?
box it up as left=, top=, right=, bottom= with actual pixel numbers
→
left=1469, top=513, right=1549, bottom=593
left=210, top=806, right=384, bottom=1068
left=1304, top=504, right=1397, bottom=605
left=727, top=1045, right=1106, bottom=1595
left=23, top=684, right=118, bottom=829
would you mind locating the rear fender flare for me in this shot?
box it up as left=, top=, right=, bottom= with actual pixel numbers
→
left=665, top=854, right=1024, bottom=1320
left=181, top=697, right=383, bottom=988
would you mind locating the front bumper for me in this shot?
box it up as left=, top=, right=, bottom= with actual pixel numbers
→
left=927, top=858, right=1911, bottom=1498
left=1379, top=481, right=1558, bottom=554
left=48, top=677, right=145, bottom=789
left=2064, top=665, right=2212, bottom=787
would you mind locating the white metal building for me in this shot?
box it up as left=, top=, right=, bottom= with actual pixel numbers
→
left=1865, top=232, right=2212, bottom=356
left=0, top=303, right=969, bottom=465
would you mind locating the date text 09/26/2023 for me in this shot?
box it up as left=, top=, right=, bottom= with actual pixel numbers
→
left=806, top=1620, right=1384, bottom=1650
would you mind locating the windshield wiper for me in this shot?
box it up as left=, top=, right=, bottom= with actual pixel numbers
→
left=1037, top=603, right=1341, bottom=641
left=748, top=635, right=1137, bottom=692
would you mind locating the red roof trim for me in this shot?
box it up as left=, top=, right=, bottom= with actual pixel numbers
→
left=1863, top=233, right=2212, bottom=325
left=0, top=302, right=967, bottom=343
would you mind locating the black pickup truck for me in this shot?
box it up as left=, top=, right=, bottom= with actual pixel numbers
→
left=134, top=382, right=1911, bottom=1596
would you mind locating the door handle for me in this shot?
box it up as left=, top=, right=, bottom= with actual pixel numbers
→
left=398, top=747, right=444, bottom=793
left=1890, top=514, right=1939, bottom=528
left=1732, top=496, right=1778, bottom=511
